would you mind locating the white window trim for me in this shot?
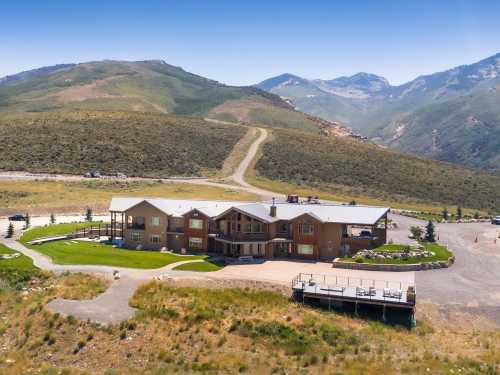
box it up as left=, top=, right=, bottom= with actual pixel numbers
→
left=189, top=218, right=204, bottom=230
left=130, top=231, right=141, bottom=241
left=188, top=237, right=203, bottom=249
left=150, top=234, right=161, bottom=244
left=297, top=244, right=314, bottom=255
left=151, top=217, right=161, bottom=226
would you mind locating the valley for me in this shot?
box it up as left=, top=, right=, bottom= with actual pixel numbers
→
left=257, top=53, right=500, bottom=172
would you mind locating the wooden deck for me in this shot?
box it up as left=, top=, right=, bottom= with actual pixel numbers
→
left=291, top=273, right=416, bottom=324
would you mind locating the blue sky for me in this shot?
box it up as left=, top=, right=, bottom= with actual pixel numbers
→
left=1, top=0, right=499, bottom=85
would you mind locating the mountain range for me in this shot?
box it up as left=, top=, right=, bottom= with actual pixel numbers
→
left=0, top=60, right=350, bottom=136
left=0, top=58, right=499, bottom=210
left=256, top=53, right=500, bottom=171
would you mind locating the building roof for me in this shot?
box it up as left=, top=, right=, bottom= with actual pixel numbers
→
left=110, top=197, right=389, bottom=225
left=109, top=197, right=243, bottom=218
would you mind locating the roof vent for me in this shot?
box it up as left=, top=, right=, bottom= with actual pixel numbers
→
left=270, top=197, right=277, bottom=217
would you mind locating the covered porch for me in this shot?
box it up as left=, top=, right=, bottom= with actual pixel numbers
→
left=341, top=214, right=388, bottom=256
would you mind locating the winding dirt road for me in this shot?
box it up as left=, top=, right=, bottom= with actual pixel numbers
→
left=1, top=128, right=500, bottom=325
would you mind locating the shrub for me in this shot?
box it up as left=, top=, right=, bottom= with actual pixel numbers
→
left=354, top=256, right=364, bottom=263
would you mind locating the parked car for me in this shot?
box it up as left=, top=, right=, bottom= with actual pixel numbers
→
left=492, top=216, right=500, bottom=225
left=84, top=171, right=101, bottom=178
left=8, top=214, right=26, bottom=221
left=116, top=173, right=127, bottom=179
left=359, top=230, right=372, bottom=237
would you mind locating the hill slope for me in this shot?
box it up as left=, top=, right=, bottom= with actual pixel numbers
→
left=0, top=111, right=246, bottom=177
left=257, top=52, right=500, bottom=171
left=0, top=60, right=351, bottom=135
left=255, top=128, right=500, bottom=212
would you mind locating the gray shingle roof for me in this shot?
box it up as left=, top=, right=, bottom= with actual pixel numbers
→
left=110, top=197, right=389, bottom=225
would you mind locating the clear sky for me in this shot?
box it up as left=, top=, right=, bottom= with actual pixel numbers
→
left=1, top=0, right=499, bottom=85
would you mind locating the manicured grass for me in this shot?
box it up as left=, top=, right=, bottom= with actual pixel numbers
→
left=26, top=240, right=206, bottom=269
left=0, top=243, right=37, bottom=270
left=339, top=242, right=452, bottom=265
left=173, top=259, right=225, bottom=272
left=20, top=223, right=206, bottom=269
left=20, top=221, right=104, bottom=244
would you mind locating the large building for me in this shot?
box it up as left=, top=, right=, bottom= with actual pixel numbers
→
left=109, top=197, right=389, bottom=261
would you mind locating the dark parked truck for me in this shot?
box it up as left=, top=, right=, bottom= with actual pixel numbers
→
left=8, top=214, right=26, bottom=221
left=492, top=216, right=500, bottom=225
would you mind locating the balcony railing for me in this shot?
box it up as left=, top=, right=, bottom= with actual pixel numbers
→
left=215, top=232, right=270, bottom=242
left=127, top=223, right=145, bottom=230
left=167, top=227, right=184, bottom=233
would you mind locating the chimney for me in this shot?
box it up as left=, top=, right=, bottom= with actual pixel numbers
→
left=270, top=197, right=277, bottom=217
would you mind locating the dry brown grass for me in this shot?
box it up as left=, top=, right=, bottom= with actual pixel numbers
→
left=54, top=273, right=110, bottom=300
left=0, top=275, right=498, bottom=375
left=0, top=179, right=258, bottom=215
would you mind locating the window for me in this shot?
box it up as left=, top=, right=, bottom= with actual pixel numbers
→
left=130, top=232, right=141, bottom=241
left=150, top=235, right=161, bottom=244
left=299, top=223, right=314, bottom=235
left=257, top=244, right=263, bottom=255
left=252, top=222, right=263, bottom=233
left=244, top=223, right=252, bottom=233
left=279, top=223, right=288, bottom=233
left=297, top=244, right=314, bottom=255
left=189, top=237, right=203, bottom=250
left=151, top=217, right=160, bottom=226
left=189, top=218, right=203, bottom=230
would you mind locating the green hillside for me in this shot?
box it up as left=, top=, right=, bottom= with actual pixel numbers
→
left=0, top=60, right=333, bottom=134
left=375, top=83, right=500, bottom=171
left=255, top=128, right=500, bottom=211
left=0, top=111, right=246, bottom=177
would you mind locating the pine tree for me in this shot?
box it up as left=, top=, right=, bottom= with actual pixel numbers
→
left=425, top=220, right=436, bottom=242
left=6, top=222, right=14, bottom=238
left=50, top=213, right=56, bottom=224
left=24, top=213, right=30, bottom=229
left=85, top=207, right=93, bottom=222
left=456, top=206, right=462, bottom=220
left=442, top=207, right=449, bottom=220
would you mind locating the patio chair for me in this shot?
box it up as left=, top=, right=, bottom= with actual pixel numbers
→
left=356, top=286, right=366, bottom=296
left=368, top=286, right=376, bottom=296
left=383, top=288, right=391, bottom=298
left=392, top=289, right=403, bottom=299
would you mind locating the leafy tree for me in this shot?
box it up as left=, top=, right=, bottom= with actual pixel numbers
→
left=6, top=222, right=14, bottom=238
left=410, top=226, right=423, bottom=241
left=456, top=206, right=462, bottom=220
left=24, top=213, right=30, bottom=229
left=425, top=220, right=436, bottom=242
left=50, top=213, right=56, bottom=224
left=85, top=207, right=93, bottom=222
left=442, top=207, right=449, bottom=220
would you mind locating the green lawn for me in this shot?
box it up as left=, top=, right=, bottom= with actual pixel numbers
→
left=0, top=243, right=39, bottom=290
left=173, top=259, right=225, bottom=272
left=0, top=243, right=37, bottom=270
left=20, top=221, right=105, bottom=244
left=26, top=240, right=206, bottom=269
left=339, top=242, right=452, bottom=265
left=20, top=223, right=206, bottom=269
